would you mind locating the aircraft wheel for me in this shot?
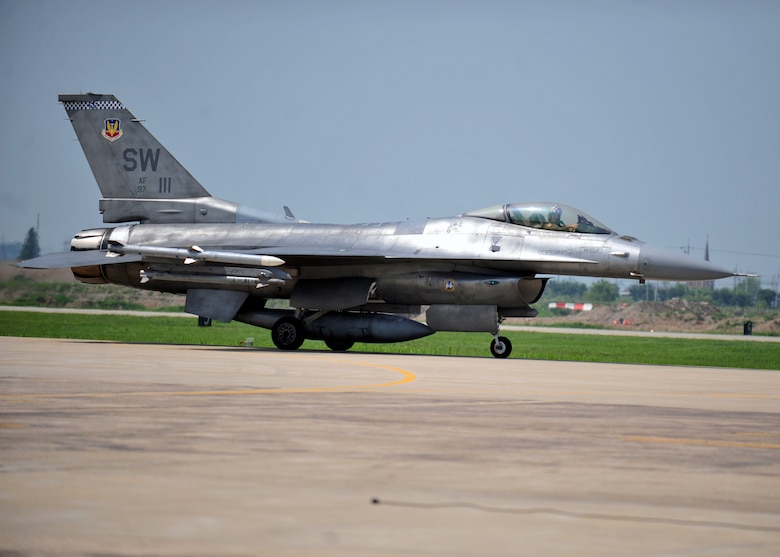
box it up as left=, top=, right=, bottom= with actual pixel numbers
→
left=324, top=339, right=355, bottom=352
left=271, top=316, right=306, bottom=351
left=490, top=336, right=512, bottom=359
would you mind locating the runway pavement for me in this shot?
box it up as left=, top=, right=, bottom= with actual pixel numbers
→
left=1, top=336, right=779, bottom=556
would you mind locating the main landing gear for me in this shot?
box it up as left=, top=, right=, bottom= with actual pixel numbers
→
left=270, top=315, right=355, bottom=353
left=271, top=316, right=305, bottom=351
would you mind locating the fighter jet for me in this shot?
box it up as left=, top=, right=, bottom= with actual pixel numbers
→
left=19, top=93, right=738, bottom=357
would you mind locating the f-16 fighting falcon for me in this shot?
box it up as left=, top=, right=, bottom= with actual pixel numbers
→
left=19, top=94, right=739, bottom=357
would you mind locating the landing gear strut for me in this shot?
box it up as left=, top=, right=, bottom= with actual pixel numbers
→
left=490, top=335, right=512, bottom=358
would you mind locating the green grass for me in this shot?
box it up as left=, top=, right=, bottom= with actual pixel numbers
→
left=1, top=310, right=778, bottom=369
left=0, top=276, right=179, bottom=311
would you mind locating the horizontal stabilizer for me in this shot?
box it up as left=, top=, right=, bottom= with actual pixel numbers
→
left=17, top=250, right=142, bottom=270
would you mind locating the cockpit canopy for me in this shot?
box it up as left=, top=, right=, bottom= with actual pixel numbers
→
left=463, top=202, right=613, bottom=234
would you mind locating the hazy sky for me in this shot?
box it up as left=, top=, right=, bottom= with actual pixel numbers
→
left=1, top=0, right=778, bottom=286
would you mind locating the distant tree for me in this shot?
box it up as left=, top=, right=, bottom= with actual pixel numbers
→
left=711, top=287, right=734, bottom=306
left=711, top=277, right=762, bottom=307
left=542, top=279, right=587, bottom=301
left=629, top=278, right=772, bottom=308
left=689, top=287, right=713, bottom=303
left=584, top=279, right=619, bottom=303
left=18, top=227, right=40, bottom=260
left=712, top=287, right=752, bottom=308
left=757, top=288, right=777, bottom=308
left=657, top=283, right=687, bottom=302
left=743, top=277, right=762, bottom=303
left=628, top=283, right=650, bottom=302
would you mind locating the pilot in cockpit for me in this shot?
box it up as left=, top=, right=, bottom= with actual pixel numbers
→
left=544, top=204, right=577, bottom=232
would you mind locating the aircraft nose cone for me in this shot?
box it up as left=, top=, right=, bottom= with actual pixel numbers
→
left=639, top=244, right=733, bottom=281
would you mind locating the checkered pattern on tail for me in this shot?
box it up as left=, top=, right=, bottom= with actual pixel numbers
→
left=62, top=100, right=126, bottom=111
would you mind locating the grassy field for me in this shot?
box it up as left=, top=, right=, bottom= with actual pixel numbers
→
left=1, top=310, right=778, bottom=369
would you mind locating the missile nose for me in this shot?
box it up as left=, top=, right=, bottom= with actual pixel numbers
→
left=639, top=244, right=733, bottom=281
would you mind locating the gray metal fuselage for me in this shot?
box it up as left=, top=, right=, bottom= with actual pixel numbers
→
left=92, top=216, right=643, bottom=300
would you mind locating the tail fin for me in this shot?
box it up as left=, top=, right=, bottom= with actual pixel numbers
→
left=60, top=93, right=254, bottom=224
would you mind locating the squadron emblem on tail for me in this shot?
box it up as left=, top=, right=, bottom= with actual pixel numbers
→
left=101, top=118, right=123, bottom=142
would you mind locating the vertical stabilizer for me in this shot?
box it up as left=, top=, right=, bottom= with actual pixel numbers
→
left=60, top=93, right=302, bottom=225
left=60, top=93, right=210, bottom=200
left=60, top=93, right=243, bottom=224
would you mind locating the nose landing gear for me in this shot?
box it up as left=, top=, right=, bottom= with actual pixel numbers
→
left=490, top=334, right=512, bottom=358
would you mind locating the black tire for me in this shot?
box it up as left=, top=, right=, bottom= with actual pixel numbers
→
left=490, top=336, right=512, bottom=358
left=324, top=339, right=355, bottom=352
left=271, top=316, right=306, bottom=351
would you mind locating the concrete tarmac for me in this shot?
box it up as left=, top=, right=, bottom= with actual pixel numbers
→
left=1, top=337, right=779, bottom=556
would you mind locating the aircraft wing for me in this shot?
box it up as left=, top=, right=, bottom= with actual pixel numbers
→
left=17, top=250, right=142, bottom=269
left=18, top=243, right=597, bottom=273
left=255, top=246, right=599, bottom=265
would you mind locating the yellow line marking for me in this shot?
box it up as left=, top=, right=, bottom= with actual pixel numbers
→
left=0, top=355, right=416, bottom=399
left=622, top=436, right=780, bottom=450
left=0, top=423, right=27, bottom=428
